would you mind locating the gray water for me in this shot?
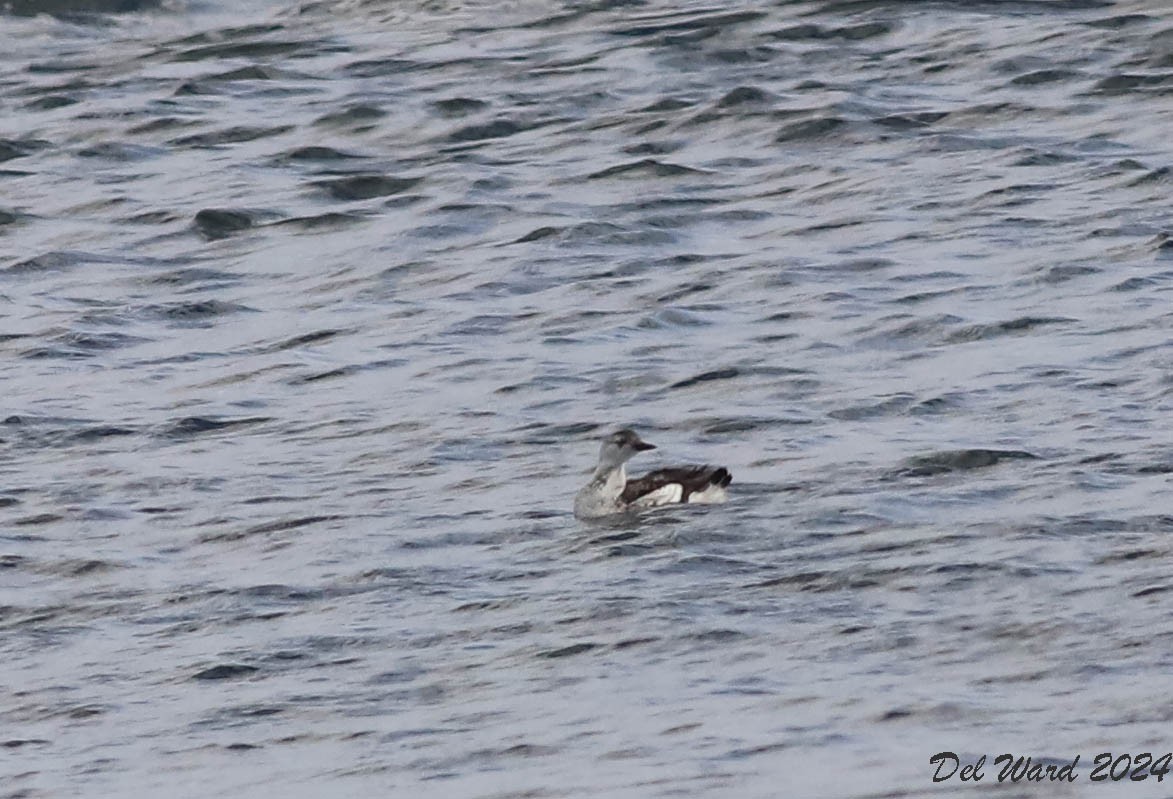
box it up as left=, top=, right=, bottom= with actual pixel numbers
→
left=2, top=0, right=1173, bottom=796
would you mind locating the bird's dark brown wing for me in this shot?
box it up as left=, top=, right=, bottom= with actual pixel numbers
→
left=621, top=465, right=732, bottom=504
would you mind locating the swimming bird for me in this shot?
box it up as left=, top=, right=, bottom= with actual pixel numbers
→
left=573, top=429, right=732, bottom=519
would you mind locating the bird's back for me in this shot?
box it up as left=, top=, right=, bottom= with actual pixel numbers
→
left=622, top=465, right=732, bottom=508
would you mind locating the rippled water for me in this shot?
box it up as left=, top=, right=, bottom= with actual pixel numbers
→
left=3, top=0, right=1173, bottom=795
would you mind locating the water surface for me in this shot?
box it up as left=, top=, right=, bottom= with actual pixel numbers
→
left=2, top=0, right=1173, bottom=796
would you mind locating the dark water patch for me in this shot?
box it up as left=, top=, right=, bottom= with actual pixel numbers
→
left=289, top=366, right=356, bottom=384
left=609, top=10, right=766, bottom=39
left=139, top=300, right=254, bottom=323
left=42, top=558, right=119, bottom=577
left=701, top=416, right=811, bottom=434
left=977, top=183, right=1055, bottom=205
left=137, top=505, right=186, bottom=515
left=313, top=104, right=385, bottom=128
left=75, top=141, right=161, bottom=161
left=126, top=116, right=198, bottom=136
left=27, top=94, right=79, bottom=110
left=911, top=394, right=965, bottom=415
left=168, top=125, right=293, bottom=147
left=1131, top=461, right=1173, bottom=475
left=1090, top=73, right=1173, bottom=95
left=192, top=663, right=259, bottom=681
left=170, top=40, right=309, bottom=63
left=766, top=21, right=892, bottom=41
left=432, top=97, right=489, bottom=117
left=670, top=368, right=739, bottom=390
left=201, top=515, right=344, bottom=543
left=820, top=0, right=1112, bottom=12
left=275, top=145, right=367, bottom=163
left=873, top=112, right=948, bottom=130
left=13, top=513, right=63, bottom=526
left=166, top=23, right=281, bottom=46
left=639, top=97, right=695, bottom=114
left=828, top=395, right=915, bottom=421
left=241, top=495, right=300, bottom=505
left=21, top=345, right=87, bottom=360
left=750, top=567, right=889, bottom=593
left=193, top=208, right=261, bottom=240
left=1097, top=547, right=1162, bottom=564
left=71, top=425, right=138, bottom=442
left=275, top=211, right=368, bottom=231
left=1010, top=69, right=1081, bottom=86
left=828, top=257, right=896, bottom=273
left=1127, top=167, right=1172, bottom=186
left=235, top=584, right=325, bottom=602
left=945, top=317, right=1073, bottom=344
left=205, top=65, right=280, bottom=82
left=717, top=86, right=772, bottom=107
left=0, top=138, right=50, bottom=162
left=1013, top=149, right=1079, bottom=166
left=946, top=102, right=1039, bottom=127
left=512, top=226, right=561, bottom=243
left=124, top=210, right=180, bottom=225
left=3, top=250, right=93, bottom=275
left=1112, top=276, right=1158, bottom=291
left=448, top=118, right=524, bottom=143
left=224, top=705, right=284, bottom=720
left=613, top=637, right=659, bottom=650
left=342, top=57, right=425, bottom=78
left=264, top=329, right=342, bottom=352
left=587, top=159, right=708, bottom=180
left=444, top=314, right=531, bottom=337
left=141, top=267, right=241, bottom=286
left=656, top=554, right=760, bottom=578
left=657, top=282, right=714, bottom=303
left=474, top=743, right=559, bottom=760
left=687, top=629, right=749, bottom=643
left=1084, top=13, right=1153, bottom=29
left=513, top=421, right=601, bottom=443
left=775, top=116, right=847, bottom=142
left=757, top=310, right=805, bottom=323
left=25, top=57, right=100, bottom=73
left=451, top=599, right=515, bottom=613
left=589, top=531, right=641, bottom=547
left=0, top=208, right=22, bottom=228
left=1131, top=585, right=1173, bottom=599
left=25, top=331, right=148, bottom=359
left=1035, top=264, right=1099, bottom=284
left=160, top=416, right=272, bottom=439
left=889, top=287, right=963, bottom=305
left=287, top=357, right=403, bottom=385
left=174, top=80, right=219, bottom=96
left=896, top=449, right=1039, bottom=477
left=538, top=642, right=597, bottom=659
left=314, top=175, right=421, bottom=201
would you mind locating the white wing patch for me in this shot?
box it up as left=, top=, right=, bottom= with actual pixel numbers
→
left=631, top=483, right=683, bottom=508
left=687, top=484, right=728, bottom=504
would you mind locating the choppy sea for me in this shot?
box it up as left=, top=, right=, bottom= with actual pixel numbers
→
left=2, top=0, right=1173, bottom=796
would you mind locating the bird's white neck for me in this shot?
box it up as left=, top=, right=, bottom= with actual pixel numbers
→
left=592, top=462, right=626, bottom=500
